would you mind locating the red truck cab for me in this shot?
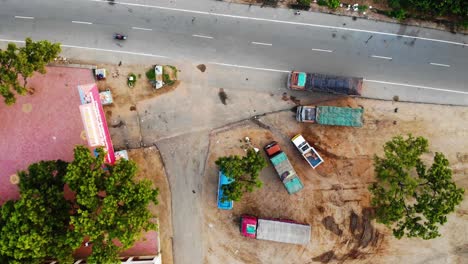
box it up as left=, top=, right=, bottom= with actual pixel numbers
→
left=240, top=215, right=258, bottom=239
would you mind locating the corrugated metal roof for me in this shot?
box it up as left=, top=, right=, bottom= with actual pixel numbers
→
left=256, top=219, right=311, bottom=244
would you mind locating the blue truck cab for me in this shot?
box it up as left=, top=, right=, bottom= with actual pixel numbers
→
left=217, top=171, right=234, bottom=210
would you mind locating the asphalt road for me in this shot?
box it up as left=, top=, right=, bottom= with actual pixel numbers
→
left=1, top=1, right=468, bottom=263
left=1, top=0, right=467, bottom=95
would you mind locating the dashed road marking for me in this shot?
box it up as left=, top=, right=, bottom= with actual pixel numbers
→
left=72, top=20, right=93, bottom=25
left=132, top=26, right=152, bottom=31
left=0, top=38, right=464, bottom=95
left=429, top=62, right=450, bottom=68
left=371, top=55, right=392, bottom=60
left=14, top=16, right=35, bottom=20
left=87, top=0, right=468, bottom=47
left=312, top=48, right=333, bottom=53
left=251, top=41, right=272, bottom=46
left=192, top=34, right=214, bottom=39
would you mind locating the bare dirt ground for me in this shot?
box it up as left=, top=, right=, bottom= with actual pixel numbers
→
left=94, top=64, right=179, bottom=148
left=229, top=0, right=468, bottom=34
left=201, top=97, right=468, bottom=264
left=127, top=147, right=174, bottom=264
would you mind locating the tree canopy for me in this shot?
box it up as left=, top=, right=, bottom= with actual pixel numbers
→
left=65, top=146, right=159, bottom=263
left=369, top=135, right=464, bottom=240
left=0, top=38, right=61, bottom=105
left=388, top=0, right=468, bottom=21
left=215, top=148, right=267, bottom=202
left=0, top=160, right=73, bottom=263
left=0, top=146, right=159, bottom=263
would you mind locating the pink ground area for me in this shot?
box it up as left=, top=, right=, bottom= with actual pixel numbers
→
left=0, top=66, right=158, bottom=257
left=0, top=66, right=93, bottom=204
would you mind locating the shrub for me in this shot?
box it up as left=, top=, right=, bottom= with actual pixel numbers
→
left=327, top=0, right=340, bottom=10
left=163, top=73, right=175, bottom=86
left=297, top=0, right=311, bottom=7
left=358, top=5, right=368, bottom=12
left=317, top=0, right=327, bottom=6
left=391, top=8, right=407, bottom=20
left=146, top=68, right=155, bottom=80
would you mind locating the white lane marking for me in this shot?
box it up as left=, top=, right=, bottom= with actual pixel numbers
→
left=371, top=55, right=392, bottom=60
left=14, top=16, right=35, bottom=20
left=209, top=62, right=288, bottom=73
left=192, top=34, right=213, bottom=39
left=312, top=48, right=333, bottom=53
left=251, top=41, right=272, bottom=46
left=72, top=20, right=93, bottom=25
left=132, top=26, right=152, bottom=31
left=0, top=38, right=464, bottom=95
left=364, top=79, right=468, bottom=95
left=61, top=44, right=168, bottom=58
left=88, top=0, right=468, bottom=47
left=430, top=62, right=450, bottom=68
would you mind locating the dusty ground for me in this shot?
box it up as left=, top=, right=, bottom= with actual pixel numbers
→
left=94, top=64, right=179, bottom=148
left=124, top=147, right=174, bottom=264
left=229, top=0, right=468, bottom=34
left=201, top=97, right=468, bottom=264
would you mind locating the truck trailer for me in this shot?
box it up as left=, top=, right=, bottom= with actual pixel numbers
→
left=240, top=215, right=311, bottom=245
left=264, top=142, right=304, bottom=194
left=296, top=105, right=363, bottom=127
left=291, top=134, right=324, bottom=169
left=288, top=71, right=363, bottom=96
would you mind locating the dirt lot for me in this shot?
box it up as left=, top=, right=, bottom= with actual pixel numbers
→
left=95, top=64, right=179, bottom=148
left=201, top=98, right=468, bottom=264
left=126, top=147, right=174, bottom=264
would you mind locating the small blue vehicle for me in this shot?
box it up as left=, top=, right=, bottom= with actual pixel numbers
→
left=217, top=171, right=234, bottom=210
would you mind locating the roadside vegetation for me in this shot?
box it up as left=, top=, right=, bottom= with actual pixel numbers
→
left=0, top=146, right=159, bottom=263
left=0, top=38, right=61, bottom=105
left=215, top=148, right=267, bottom=202
left=369, top=135, right=464, bottom=240
left=257, top=0, right=467, bottom=30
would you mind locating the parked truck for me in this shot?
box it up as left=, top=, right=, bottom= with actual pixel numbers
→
left=264, top=142, right=304, bottom=194
left=217, top=171, right=234, bottom=210
left=288, top=71, right=363, bottom=96
left=240, top=215, right=311, bottom=245
left=296, top=105, right=363, bottom=127
left=291, top=134, right=324, bottom=169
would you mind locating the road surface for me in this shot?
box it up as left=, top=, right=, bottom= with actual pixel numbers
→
left=1, top=1, right=468, bottom=264
left=0, top=0, right=467, bottom=100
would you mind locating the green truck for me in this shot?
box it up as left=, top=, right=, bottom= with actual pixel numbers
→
left=296, top=106, right=363, bottom=127
left=264, top=142, right=304, bottom=195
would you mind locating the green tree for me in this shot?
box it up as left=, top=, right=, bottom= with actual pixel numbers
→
left=369, top=135, right=464, bottom=240
left=216, top=148, right=267, bottom=202
left=65, top=146, right=159, bottom=263
left=327, top=0, right=340, bottom=10
left=0, top=38, right=61, bottom=105
left=0, top=160, right=73, bottom=263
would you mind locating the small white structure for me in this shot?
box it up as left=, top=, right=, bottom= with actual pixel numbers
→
left=99, top=90, right=113, bottom=105
left=95, top=68, right=106, bottom=80
left=154, top=65, right=164, bottom=89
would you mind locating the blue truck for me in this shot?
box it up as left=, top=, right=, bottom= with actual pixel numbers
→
left=217, top=171, right=234, bottom=210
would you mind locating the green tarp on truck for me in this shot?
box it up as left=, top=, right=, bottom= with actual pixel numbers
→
left=296, top=106, right=363, bottom=127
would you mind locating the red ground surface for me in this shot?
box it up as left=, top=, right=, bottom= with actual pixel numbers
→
left=0, top=66, right=92, bottom=204
left=0, top=66, right=158, bottom=257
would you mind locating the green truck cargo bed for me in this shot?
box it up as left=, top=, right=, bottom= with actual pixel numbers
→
left=316, top=106, right=363, bottom=127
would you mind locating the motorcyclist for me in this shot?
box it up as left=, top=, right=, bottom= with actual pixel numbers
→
left=114, top=34, right=127, bottom=40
